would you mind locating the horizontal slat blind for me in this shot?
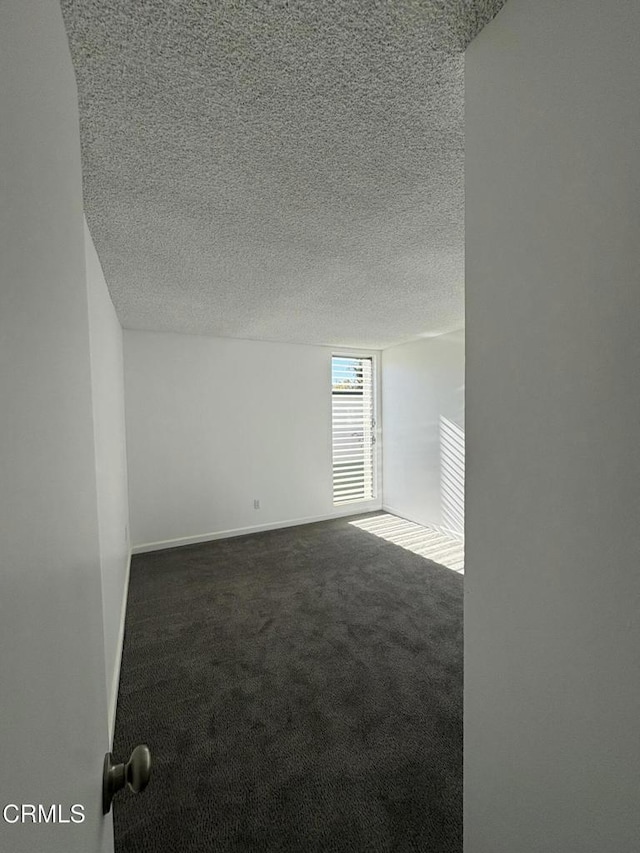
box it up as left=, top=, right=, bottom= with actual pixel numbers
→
left=332, top=356, right=374, bottom=504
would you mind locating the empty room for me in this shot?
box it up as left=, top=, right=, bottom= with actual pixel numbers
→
left=2, top=1, right=640, bottom=853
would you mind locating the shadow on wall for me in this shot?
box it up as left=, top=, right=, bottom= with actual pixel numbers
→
left=440, top=415, right=465, bottom=537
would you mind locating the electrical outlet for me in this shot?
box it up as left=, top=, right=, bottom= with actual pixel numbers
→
left=253, top=499, right=260, bottom=510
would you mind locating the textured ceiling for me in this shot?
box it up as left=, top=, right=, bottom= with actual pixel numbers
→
left=61, top=0, right=506, bottom=349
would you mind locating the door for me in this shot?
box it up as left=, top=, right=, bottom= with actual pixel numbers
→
left=0, top=2, right=113, bottom=851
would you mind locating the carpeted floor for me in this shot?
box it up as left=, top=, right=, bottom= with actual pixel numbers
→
left=113, top=513, right=463, bottom=852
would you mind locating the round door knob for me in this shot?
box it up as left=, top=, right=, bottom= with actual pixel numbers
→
left=103, top=744, right=152, bottom=814
left=126, top=744, right=152, bottom=794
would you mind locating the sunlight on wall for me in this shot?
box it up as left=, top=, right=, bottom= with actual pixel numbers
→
left=439, top=416, right=465, bottom=537
left=350, top=513, right=464, bottom=573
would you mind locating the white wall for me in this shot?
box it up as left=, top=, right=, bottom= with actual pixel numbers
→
left=465, top=1, right=640, bottom=851
left=0, top=2, right=114, bottom=851
left=124, top=331, right=381, bottom=550
left=85, top=221, right=130, bottom=740
left=382, top=331, right=464, bottom=535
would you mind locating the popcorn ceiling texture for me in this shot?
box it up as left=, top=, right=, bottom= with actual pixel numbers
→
left=61, top=0, right=506, bottom=349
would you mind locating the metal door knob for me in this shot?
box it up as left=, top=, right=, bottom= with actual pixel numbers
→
left=103, top=744, right=152, bottom=814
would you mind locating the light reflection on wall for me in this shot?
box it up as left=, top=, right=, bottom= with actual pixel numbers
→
left=439, top=416, right=465, bottom=537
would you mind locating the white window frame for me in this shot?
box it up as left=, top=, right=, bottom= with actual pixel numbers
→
left=330, top=349, right=381, bottom=507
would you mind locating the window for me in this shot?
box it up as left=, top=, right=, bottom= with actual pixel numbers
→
left=331, top=355, right=375, bottom=504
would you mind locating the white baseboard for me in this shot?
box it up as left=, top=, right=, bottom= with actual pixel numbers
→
left=109, top=550, right=131, bottom=747
left=131, top=502, right=383, bottom=555
left=382, top=504, right=464, bottom=541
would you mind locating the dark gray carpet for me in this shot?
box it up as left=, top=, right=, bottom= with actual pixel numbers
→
left=113, top=514, right=463, bottom=852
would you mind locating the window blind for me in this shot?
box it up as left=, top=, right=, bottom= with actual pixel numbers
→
left=331, top=356, right=375, bottom=504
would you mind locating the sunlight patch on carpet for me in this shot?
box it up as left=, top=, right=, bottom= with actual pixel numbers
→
left=350, top=513, right=464, bottom=573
